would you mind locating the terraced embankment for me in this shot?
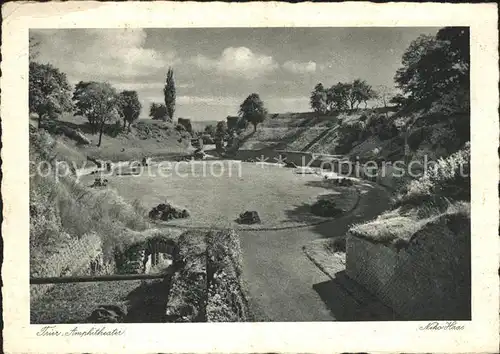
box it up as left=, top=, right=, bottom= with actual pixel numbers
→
left=238, top=182, right=391, bottom=321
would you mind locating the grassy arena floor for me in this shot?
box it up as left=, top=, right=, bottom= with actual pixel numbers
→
left=80, top=162, right=359, bottom=229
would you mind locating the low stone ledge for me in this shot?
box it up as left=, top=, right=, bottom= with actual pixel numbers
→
left=164, top=231, right=207, bottom=322
left=346, top=210, right=471, bottom=320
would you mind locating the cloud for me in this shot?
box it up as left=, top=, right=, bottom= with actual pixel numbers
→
left=282, top=60, right=317, bottom=74
left=114, top=82, right=164, bottom=91
left=191, top=47, right=278, bottom=79
left=177, top=95, right=240, bottom=106
left=33, top=29, right=177, bottom=82
left=265, top=97, right=310, bottom=113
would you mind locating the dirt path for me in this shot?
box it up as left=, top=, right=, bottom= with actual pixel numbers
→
left=238, top=182, right=391, bottom=321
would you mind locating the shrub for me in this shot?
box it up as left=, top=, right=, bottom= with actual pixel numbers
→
left=201, top=134, right=215, bottom=144
left=30, top=125, right=56, bottom=162
left=326, top=178, right=354, bottom=187
left=106, top=119, right=123, bottom=137
left=177, top=118, right=193, bottom=133
left=206, top=230, right=242, bottom=277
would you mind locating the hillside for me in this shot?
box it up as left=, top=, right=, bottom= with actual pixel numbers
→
left=36, top=114, right=193, bottom=162
left=29, top=125, right=249, bottom=323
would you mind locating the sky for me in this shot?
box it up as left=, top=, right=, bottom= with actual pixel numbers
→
left=31, top=27, right=439, bottom=122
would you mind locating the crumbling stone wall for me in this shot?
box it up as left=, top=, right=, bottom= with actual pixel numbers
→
left=346, top=213, right=471, bottom=320
left=206, top=230, right=249, bottom=322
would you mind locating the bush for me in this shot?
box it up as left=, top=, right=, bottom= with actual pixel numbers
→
left=201, top=134, right=215, bottom=144
left=30, top=175, right=67, bottom=252
left=326, top=177, right=354, bottom=187
left=395, top=142, right=470, bottom=208
left=106, top=120, right=123, bottom=137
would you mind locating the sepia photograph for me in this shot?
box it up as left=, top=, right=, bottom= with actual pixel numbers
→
left=2, top=2, right=498, bottom=353
left=28, top=26, right=471, bottom=323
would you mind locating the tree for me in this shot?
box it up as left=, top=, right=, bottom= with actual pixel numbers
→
left=163, top=67, right=176, bottom=121
left=310, top=83, right=328, bottom=114
left=29, top=62, right=73, bottom=127
left=118, top=90, right=142, bottom=130
left=215, top=121, right=228, bottom=137
left=73, top=81, right=119, bottom=147
left=238, top=93, right=268, bottom=132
